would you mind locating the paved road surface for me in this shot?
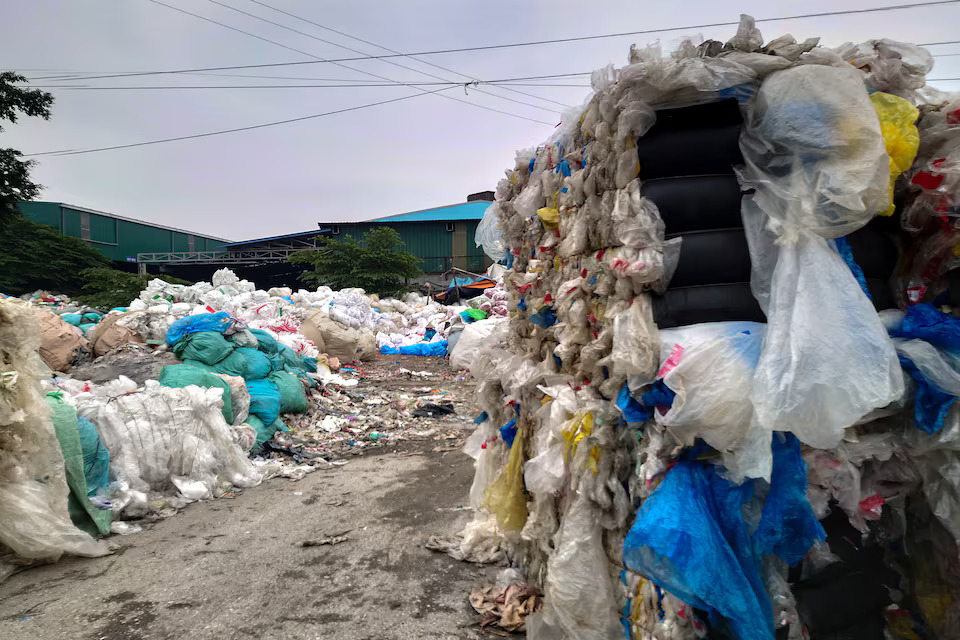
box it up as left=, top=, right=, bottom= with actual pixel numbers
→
left=0, top=446, right=491, bottom=640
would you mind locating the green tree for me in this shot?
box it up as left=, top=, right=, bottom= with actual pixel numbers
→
left=0, top=72, right=54, bottom=228
left=75, top=268, right=192, bottom=310
left=0, top=216, right=110, bottom=295
left=289, top=227, right=422, bottom=296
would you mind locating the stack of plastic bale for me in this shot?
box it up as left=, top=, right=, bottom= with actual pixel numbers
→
left=52, top=373, right=263, bottom=519
left=160, top=311, right=315, bottom=452
left=0, top=298, right=110, bottom=582
left=459, top=16, right=960, bottom=640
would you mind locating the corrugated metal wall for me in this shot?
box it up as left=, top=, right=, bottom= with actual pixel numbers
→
left=330, top=220, right=491, bottom=274
left=18, top=202, right=227, bottom=263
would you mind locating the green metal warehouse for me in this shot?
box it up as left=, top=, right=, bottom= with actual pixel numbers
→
left=17, top=201, right=229, bottom=264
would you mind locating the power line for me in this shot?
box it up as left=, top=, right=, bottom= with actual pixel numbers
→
left=145, top=0, right=556, bottom=127
left=25, top=87, right=469, bottom=158
left=244, top=0, right=572, bottom=109
left=200, top=0, right=564, bottom=113
left=37, top=1, right=960, bottom=83
left=31, top=82, right=591, bottom=90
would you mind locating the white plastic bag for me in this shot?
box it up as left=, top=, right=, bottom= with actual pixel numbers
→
left=476, top=202, right=506, bottom=261
left=450, top=318, right=508, bottom=371
left=539, top=491, right=623, bottom=640
left=610, top=296, right=659, bottom=380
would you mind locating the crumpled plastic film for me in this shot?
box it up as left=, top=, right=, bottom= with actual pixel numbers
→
left=750, top=234, right=904, bottom=449
left=740, top=63, right=890, bottom=240
left=0, top=299, right=110, bottom=581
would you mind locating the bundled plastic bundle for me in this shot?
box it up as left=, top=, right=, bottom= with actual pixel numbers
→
left=0, top=299, right=110, bottom=582
left=456, top=15, right=960, bottom=640
left=72, top=380, right=261, bottom=509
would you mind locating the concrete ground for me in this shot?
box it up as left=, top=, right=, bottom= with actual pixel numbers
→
left=0, top=420, right=495, bottom=639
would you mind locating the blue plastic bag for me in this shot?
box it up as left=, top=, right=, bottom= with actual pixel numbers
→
left=893, top=303, right=960, bottom=350
left=499, top=419, right=518, bottom=448
left=166, top=311, right=233, bottom=345
left=753, top=433, right=826, bottom=566
left=246, top=378, right=281, bottom=426
left=899, top=355, right=957, bottom=433
left=624, top=457, right=774, bottom=640
left=61, top=313, right=83, bottom=326
left=381, top=341, right=449, bottom=356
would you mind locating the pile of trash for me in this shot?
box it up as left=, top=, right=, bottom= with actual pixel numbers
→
left=451, top=16, right=960, bottom=640
left=0, top=263, right=489, bottom=580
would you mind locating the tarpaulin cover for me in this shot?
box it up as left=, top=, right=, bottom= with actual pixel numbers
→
left=158, top=364, right=234, bottom=425
left=207, top=350, right=249, bottom=378
left=381, top=341, right=449, bottom=356
left=246, top=378, right=281, bottom=427
left=165, top=311, right=233, bottom=345
left=77, top=416, right=110, bottom=498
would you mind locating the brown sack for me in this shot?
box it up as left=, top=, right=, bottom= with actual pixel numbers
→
left=298, top=310, right=326, bottom=355
left=356, top=329, right=377, bottom=362
left=88, top=312, right=144, bottom=357
left=35, top=310, right=92, bottom=372
left=300, top=310, right=359, bottom=363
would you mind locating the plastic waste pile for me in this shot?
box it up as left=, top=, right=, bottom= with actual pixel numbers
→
left=455, top=16, right=960, bottom=640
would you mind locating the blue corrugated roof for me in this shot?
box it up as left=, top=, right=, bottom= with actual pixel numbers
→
left=223, top=229, right=329, bottom=248
left=370, top=201, right=491, bottom=223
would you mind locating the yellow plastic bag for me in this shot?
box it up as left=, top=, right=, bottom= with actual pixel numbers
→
left=537, top=207, right=560, bottom=229
left=484, top=427, right=527, bottom=531
left=871, top=91, right=920, bottom=216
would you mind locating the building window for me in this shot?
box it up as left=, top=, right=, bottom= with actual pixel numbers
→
left=445, top=222, right=455, bottom=232
left=80, top=211, right=91, bottom=240
left=331, top=225, right=340, bottom=235
left=188, top=235, right=195, bottom=252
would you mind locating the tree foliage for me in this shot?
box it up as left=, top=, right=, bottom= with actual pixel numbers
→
left=289, top=227, right=422, bottom=296
left=0, top=216, right=110, bottom=295
left=0, top=72, right=54, bottom=228
left=75, top=268, right=192, bottom=310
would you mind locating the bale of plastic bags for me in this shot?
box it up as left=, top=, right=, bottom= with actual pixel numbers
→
left=158, top=364, right=235, bottom=425
left=1, top=300, right=110, bottom=582
left=172, top=331, right=234, bottom=366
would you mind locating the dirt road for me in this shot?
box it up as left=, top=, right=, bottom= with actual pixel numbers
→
left=0, top=357, right=493, bottom=640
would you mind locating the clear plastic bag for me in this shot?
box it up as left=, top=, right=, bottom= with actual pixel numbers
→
left=476, top=202, right=506, bottom=261
left=658, top=322, right=765, bottom=452
left=740, top=64, right=890, bottom=239
left=610, top=296, right=659, bottom=380
left=751, top=233, right=904, bottom=449
left=539, top=490, right=623, bottom=640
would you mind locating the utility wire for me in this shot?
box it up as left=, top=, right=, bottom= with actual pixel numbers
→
left=145, top=0, right=555, bottom=126
left=200, top=0, right=563, bottom=113
left=25, top=87, right=459, bottom=157
left=31, top=82, right=592, bottom=90
left=36, top=0, right=960, bottom=82
left=244, top=0, right=572, bottom=109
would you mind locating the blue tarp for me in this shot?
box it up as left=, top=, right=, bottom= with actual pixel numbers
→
left=499, top=419, right=518, bottom=448
left=381, top=341, right=449, bottom=356
left=166, top=312, right=233, bottom=345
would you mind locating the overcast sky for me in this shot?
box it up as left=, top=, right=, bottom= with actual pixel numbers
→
left=4, top=0, right=959, bottom=240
